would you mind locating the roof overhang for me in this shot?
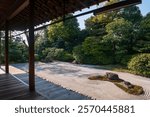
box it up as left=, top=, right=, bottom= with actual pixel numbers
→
left=0, top=0, right=142, bottom=31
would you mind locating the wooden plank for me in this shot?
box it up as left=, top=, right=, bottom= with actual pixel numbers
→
left=9, top=91, right=35, bottom=100
left=13, top=94, right=46, bottom=100
left=0, top=84, right=26, bottom=92
left=0, top=87, right=29, bottom=97
left=1, top=92, right=32, bottom=100
left=0, top=82, right=23, bottom=88
left=0, top=73, right=45, bottom=100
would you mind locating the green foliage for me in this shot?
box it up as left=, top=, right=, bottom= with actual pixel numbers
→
left=35, top=29, right=52, bottom=60
left=35, top=54, right=40, bottom=61
left=128, top=54, right=150, bottom=77
left=140, top=13, right=150, bottom=39
left=85, top=11, right=117, bottom=37
left=137, top=13, right=150, bottom=53
left=9, top=39, right=28, bottom=63
left=118, top=6, right=142, bottom=24
left=84, top=6, right=144, bottom=65
left=0, top=32, right=28, bottom=64
left=61, top=53, right=74, bottom=62
left=48, top=14, right=81, bottom=52
left=73, top=45, right=84, bottom=63
left=73, top=37, right=114, bottom=65
left=42, top=48, right=74, bottom=62
left=104, top=18, right=135, bottom=54
left=120, top=55, right=133, bottom=66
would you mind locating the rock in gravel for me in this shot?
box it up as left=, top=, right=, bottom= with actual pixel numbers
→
left=123, top=81, right=134, bottom=89
left=106, top=72, right=120, bottom=81
left=72, top=60, right=79, bottom=64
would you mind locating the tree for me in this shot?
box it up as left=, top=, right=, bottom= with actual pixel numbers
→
left=73, top=36, right=114, bottom=65
left=9, top=37, right=28, bottom=63
left=85, top=0, right=120, bottom=37
left=136, top=13, right=150, bottom=53
left=35, top=28, right=52, bottom=60
left=85, top=0, right=142, bottom=37
left=103, top=18, right=139, bottom=63
left=118, top=6, right=142, bottom=25
left=85, top=11, right=118, bottom=37
left=83, top=2, right=143, bottom=65
left=48, top=14, right=80, bottom=52
left=140, top=13, right=150, bottom=39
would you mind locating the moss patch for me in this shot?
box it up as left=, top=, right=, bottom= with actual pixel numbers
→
left=115, top=83, right=144, bottom=95
left=88, top=75, right=144, bottom=95
left=88, top=75, right=107, bottom=81
left=88, top=75, right=123, bottom=83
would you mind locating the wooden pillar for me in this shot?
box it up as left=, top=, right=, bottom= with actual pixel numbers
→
left=29, top=0, right=35, bottom=91
left=5, top=21, right=9, bottom=73
left=0, top=31, right=1, bottom=68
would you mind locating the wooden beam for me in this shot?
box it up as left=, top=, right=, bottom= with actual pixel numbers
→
left=5, top=21, right=9, bottom=74
left=47, top=0, right=63, bottom=16
left=94, top=0, right=142, bottom=15
left=76, top=0, right=87, bottom=8
left=8, top=0, right=29, bottom=20
left=29, top=0, right=35, bottom=91
left=35, top=0, right=57, bottom=18
left=0, top=0, right=27, bottom=29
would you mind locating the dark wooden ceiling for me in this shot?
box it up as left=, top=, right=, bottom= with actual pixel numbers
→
left=0, top=0, right=142, bottom=30
left=0, top=0, right=15, bottom=14
left=0, top=0, right=108, bottom=30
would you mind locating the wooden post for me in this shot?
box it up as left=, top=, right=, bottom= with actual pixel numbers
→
left=29, top=0, right=35, bottom=91
left=0, top=31, right=1, bottom=68
left=5, top=21, right=9, bottom=74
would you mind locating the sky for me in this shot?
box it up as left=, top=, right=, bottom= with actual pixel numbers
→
left=76, top=0, right=150, bottom=29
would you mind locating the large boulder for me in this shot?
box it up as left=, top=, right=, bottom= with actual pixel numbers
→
left=106, top=72, right=121, bottom=81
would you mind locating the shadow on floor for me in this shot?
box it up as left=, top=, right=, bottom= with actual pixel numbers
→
left=13, top=73, right=91, bottom=100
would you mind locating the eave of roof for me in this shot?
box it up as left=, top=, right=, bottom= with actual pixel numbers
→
left=0, top=0, right=142, bottom=31
left=0, top=0, right=109, bottom=30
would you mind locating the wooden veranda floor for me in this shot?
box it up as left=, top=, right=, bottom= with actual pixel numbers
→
left=0, top=68, right=91, bottom=100
left=0, top=71, right=46, bottom=100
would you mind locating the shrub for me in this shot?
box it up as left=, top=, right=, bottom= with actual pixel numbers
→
left=42, top=48, right=55, bottom=58
left=35, top=54, right=40, bottom=61
left=61, top=53, right=74, bottom=62
left=120, top=55, right=133, bottom=66
left=43, top=47, right=74, bottom=62
left=128, top=54, right=150, bottom=77
left=73, top=45, right=84, bottom=63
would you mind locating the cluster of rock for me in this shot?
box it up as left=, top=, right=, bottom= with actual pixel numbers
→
left=123, top=81, right=134, bottom=89
left=106, top=72, right=134, bottom=89
left=106, top=72, right=121, bottom=81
